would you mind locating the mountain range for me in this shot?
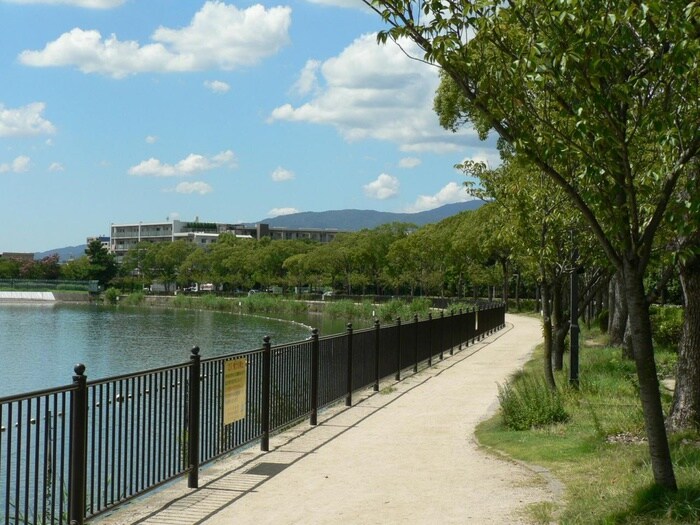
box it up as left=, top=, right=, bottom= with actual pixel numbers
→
left=36, top=200, right=483, bottom=261
left=258, top=200, right=482, bottom=230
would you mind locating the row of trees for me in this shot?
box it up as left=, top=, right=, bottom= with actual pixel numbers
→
left=364, top=0, right=699, bottom=490
left=0, top=240, right=118, bottom=286
left=66, top=215, right=527, bottom=299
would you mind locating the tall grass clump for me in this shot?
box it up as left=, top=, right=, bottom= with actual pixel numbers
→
left=122, top=291, right=145, bottom=306
left=323, top=299, right=374, bottom=320
left=241, top=293, right=309, bottom=315
left=376, top=298, right=433, bottom=322
left=497, top=376, right=569, bottom=431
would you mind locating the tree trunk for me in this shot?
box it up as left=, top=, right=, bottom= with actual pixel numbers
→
left=609, top=271, right=627, bottom=346
left=622, top=315, right=634, bottom=359
left=667, top=253, right=700, bottom=431
left=623, top=259, right=677, bottom=490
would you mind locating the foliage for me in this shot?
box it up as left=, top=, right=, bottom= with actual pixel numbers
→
left=85, top=239, right=117, bottom=286
left=497, top=375, right=569, bottom=431
left=121, top=292, right=145, bottom=306
left=103, top=287, right=120, bottom=305
left=597, top=308, right=609, bottom=334
left=322, top=299, right=375, bottom=321
left=367, top=0, right=700, bottom=489
left=478, top=333, right=697, bottom=524
left=650, top=306, right=684, bottom=351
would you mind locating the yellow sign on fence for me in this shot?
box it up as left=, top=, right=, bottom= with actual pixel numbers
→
left=223, top=358, right=247, bottom=425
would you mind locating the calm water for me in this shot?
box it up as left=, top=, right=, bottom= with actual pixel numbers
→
left=0, top=303, right=314, bottom=397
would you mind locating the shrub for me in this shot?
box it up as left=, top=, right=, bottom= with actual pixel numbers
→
left=497, top=376, right=569, bottom=431
left=323, top=299, right=374, bottom=320
left=122, top=292, right=145, bottom=306
left=597, top=308, right=609, bottom=333
left=103, top=287, right=120, bottom=305
left=376, top=298, right=433, bottom=322
left=649, top=305, right=684, bottom=350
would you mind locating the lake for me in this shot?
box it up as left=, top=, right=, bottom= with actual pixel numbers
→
left=0, top=303, right=321, bottom=397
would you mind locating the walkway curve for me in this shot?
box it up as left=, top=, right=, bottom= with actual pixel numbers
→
left=92, top=313, right=555, bottom=525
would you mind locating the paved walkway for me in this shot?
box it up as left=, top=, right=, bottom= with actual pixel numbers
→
left=92, top=314, right=557, bottom=524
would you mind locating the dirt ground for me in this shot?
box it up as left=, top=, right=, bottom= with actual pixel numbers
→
left=92, top=314, right=560, bottom=525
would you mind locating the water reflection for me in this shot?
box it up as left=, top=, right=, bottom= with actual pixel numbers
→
left=0, top=303, right=312, bottom=397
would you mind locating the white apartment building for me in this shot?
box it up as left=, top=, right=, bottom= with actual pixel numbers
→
left=110, top=219, right=342, bottom=262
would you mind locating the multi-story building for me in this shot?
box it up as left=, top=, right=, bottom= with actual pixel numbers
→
left=109, top=219, right=342, bottom=262
left=0, top=252, right=34, bottom=262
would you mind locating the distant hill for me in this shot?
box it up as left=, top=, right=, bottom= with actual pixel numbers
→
left=259, top=201, right=483, bottom=230
left=35, top=245, right=87, bottom=262
left=35, top=201, right=483, bottom=261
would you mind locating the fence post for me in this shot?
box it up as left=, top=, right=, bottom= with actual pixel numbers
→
left=395, top=317, right=401, bottom=381
left=310, top=328, right=319, bottom=425
left=450, top=310, right=455, bottom=355
left=459, top=309, right=465, bottom=349
left=413, top=314, right=419, bottom=373
left=427, top=313, right=433, bottom=366
left=261, top=336, right=271, bottom=451
left=477, top=307, right=483, bottom=341
left=373, top=319, right=380, bottom=392
left=346, top=324, right=353, bottom=406
left=439, top=311, right=445, bottom=360
left=69, top=364, right=88, bottom=525
left=187, top=346, right=201, bottom=489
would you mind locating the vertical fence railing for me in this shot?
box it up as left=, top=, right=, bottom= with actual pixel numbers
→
left=0, top=303, right=505, bottom=524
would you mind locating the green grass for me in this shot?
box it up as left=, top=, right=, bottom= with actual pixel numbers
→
left=476, top=330, right=700, bottom=524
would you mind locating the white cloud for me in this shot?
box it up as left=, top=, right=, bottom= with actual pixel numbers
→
left=49, top=162, right=64, bottom=172
left=128, top=149, right=236, bottom=177
left=271, top=166, right=295, bottom=182
left=405, top=182, right=471, bottom=212
left=0, top=155, right=31, bottom=173
left=0, top=102, right=56, bottom=137
left=399, top=157, right=421, bottom=168
left=204, top=80, right=230, bottom=93
left=268, top=207, right=299, bottom=217
left=2, top=0, right=124, bottom=7
left=363, top=173, right=399, bottom=200
left=270, top=34, right=478, bottom=154
left=145, top=135, right=158, bottom=144
left=305, top=0, right=369, bottom=9
left=19, top=2, right=292, bottom=78
left=174, top=181, right=213, bottom=195
left=457, top=151, right=502, bottom=170
left=292, top=60, right=320, bottom=96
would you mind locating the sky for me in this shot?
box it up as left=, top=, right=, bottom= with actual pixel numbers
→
left=0, top=0, right=497, bottom=253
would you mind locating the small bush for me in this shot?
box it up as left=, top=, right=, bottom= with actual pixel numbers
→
left=122, top=292, right=145, bottom=306
left=497, top=376, right=569, bottom=431
left=649, top=305, right=683, bottom=350
left=103, top=287, right=120, bottom=305
left=597, top=308, right=609, bottom=333
left=376, top=298, right=433, bottom=322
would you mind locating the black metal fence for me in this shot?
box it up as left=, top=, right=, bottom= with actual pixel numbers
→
left=0, top=304, right=505, bottom=524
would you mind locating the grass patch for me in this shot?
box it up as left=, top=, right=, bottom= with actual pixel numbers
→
left=476, top=328, right=700, bottom=524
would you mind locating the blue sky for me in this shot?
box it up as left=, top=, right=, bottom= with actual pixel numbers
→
left=0, top=0, right=496, bottom=253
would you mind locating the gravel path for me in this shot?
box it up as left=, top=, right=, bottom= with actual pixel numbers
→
left=92, top=314, right=558, bottom=524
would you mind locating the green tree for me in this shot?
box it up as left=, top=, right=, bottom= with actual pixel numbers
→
left=61, top=256, right=91, bottom=281
left=85, top=239, right=117, bottom=287
left=367, top=0, right=700, bottom=489
left=0, top=257, right=20, bottom=279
